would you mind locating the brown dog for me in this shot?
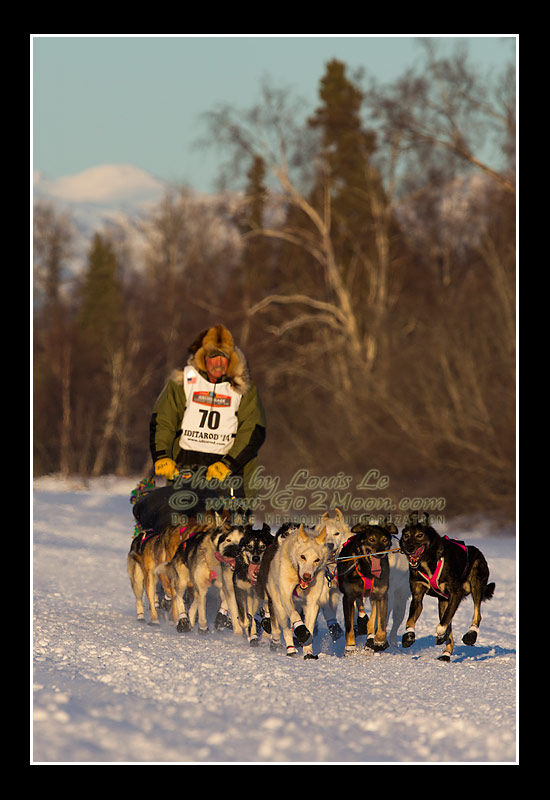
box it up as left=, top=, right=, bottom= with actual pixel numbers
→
left=127, top=522, right=194, bottom=625
left=399, top=513, right=495, bottom=661
left=336, top=522, right=393, bottom=654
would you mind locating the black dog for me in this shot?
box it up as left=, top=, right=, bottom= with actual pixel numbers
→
left=337, top=522, right=393, bottom=654
left=233, top=524, right=274, bottom=646
left=399, top=513, right=495, bottom=661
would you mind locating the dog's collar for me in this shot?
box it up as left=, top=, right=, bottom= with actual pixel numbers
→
left=325, top=563, right=338, bottom=585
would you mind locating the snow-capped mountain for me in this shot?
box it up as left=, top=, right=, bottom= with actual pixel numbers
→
left=33, top=164, right=168, bottom=249
left=33, top=165, right=170, bottom=286
left=32, top=164, right=248, bottom=290
left=33, top=163, right=167, bottom=209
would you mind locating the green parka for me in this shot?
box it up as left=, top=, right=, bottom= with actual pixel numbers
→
left=149, top=326, right=266, bottom=498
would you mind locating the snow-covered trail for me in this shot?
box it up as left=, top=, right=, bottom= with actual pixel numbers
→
left=32, top=477, right=517, bottom=763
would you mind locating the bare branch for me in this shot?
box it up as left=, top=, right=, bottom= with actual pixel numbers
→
left=249, top=293, right=347, bottom=326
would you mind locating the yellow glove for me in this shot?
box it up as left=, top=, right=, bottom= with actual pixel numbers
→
left=154, top=457, right=178, bottom=479
left=206, top=461, right=231, bottom=482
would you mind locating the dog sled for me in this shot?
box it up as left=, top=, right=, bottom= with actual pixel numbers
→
left=130, top=470, right=247, bottom=545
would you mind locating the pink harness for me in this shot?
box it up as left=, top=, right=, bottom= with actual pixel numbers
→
left=355, top=557, right=382, bottom=597
left=417, top=558, right=447, bottom=598
left=339, top=533, right=382, bottom=597
left=416, top=537, right=469, bottom=599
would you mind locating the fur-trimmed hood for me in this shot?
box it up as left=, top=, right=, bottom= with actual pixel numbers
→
left=170, top=325, right=251, bottom=395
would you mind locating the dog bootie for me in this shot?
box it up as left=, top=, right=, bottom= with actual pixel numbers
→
left=327, top=619, right=344, bottom=641
left=292, top=619, right=312, bottom=646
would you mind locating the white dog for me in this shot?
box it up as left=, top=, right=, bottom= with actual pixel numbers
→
left=385, top=548, right=411, bottom=644
left=258, top=525, right=329, bottom=659
left=315, top=509, right=350, bottom=640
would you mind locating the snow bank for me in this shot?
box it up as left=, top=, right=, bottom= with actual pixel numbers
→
left=32, top=476, right=517, bottom=763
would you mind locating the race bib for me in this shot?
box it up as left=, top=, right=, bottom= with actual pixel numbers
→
left=179, top=366, right=241, bottom=454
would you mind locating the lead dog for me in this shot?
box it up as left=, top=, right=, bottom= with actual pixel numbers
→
left=337, top=522, right=394, bottom=654
left=399, top=513, right=495, bottom=661
left=232, top=524, right=274, bottom=645
left=257, top=524, right=329, bottom=659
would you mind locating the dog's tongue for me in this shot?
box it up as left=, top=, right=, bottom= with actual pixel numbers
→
left=370, top=556, right=382, bottom=578
left=248, top=563, right=260, bottom=584
left=215, top=552, right=236, bottom=569
left=412, top=545, right=425, bottom=560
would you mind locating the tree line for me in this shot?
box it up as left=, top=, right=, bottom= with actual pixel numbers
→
left=33, top=41, right=516, bottom=520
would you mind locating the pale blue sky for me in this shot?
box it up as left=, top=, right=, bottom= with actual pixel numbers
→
left=32, top=34, right=516, bottom=192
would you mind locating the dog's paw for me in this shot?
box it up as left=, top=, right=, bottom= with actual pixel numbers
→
left=462, top=626, right=479, bottom=646
left=286, top=645, right=299, bottom=657
left=160, top=596, right=172, bottom=612
left=437, top=653, right=451, bottom=662
left=435, top=624, right=451, bottom=645
left=356, top=615, right=369, bottom=636
left=304, top=653, right=319, bottom=660
left=176, top=616, right=191, bottom=632
left=292, top=621, right=312, bottom=645
left=367, top=638, right=389, bottom=652
left=402, top=629, right=416, bottom=648
left=270, top=639, right=283, bottom=652
left=328, top=621, right=344, bottom=641
left=214, top=611, right=227, bottom=630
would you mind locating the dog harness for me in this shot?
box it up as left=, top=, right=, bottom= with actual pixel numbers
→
left=339, top=534, right=383, bottom=596
left=416, top=558, right=448, bottom=598
left=354, top=556, right=382, bottom=597
left=414, top=537, right=469, bottom=599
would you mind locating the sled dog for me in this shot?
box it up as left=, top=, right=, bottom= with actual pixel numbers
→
left=157, top=519, right=243, bottom=633
left=371, top=518, right=411, bottom=644
left=127, top=522, right=194, bottom=625
left=344, top=516, right=410, bottom=644
left=257, top=524, right=329, bottom=659
left=337, top=522, right=394, bottom=654
left=231, top=524, right=274, bottom=644
left=255, top=523, right=300, bottom=635
left=316, top=512, right=410, bottom=646
left=399, top=512, right=495, bottom=660
left=315, top=509, right=350, bottom=641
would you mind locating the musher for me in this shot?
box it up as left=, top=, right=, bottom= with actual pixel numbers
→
left=150, top=324, right=266, bottom=510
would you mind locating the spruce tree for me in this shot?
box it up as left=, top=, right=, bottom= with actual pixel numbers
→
left=308, top=59, right=399, bottom=353
left=237, top=155, right=269, bottom=346
left=77, top=232, right=124, bottom=355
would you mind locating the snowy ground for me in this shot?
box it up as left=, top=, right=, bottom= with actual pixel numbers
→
left=32, top=476, right=517, bottom=764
